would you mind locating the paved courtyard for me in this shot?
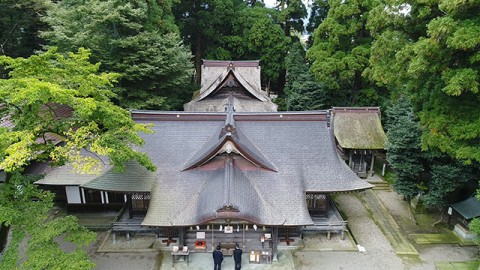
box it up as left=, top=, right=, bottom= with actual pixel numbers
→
left=88, top=188, right=479, bottom=270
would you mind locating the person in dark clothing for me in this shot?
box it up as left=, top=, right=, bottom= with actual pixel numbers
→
left=233, top=244, right=242, bottom=270
left=213, top=245, right=224, bottom=270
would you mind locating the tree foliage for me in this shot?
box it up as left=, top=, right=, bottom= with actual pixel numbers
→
left=0, top=47, right=155, bottom=173
left=307, top=0, right=382, bottom=106
left=421, top=162, right=472, bottom=209
left=227, top=5, right=290, bottom=83
left=174, top=0, right=290, bottom=91
left=385, top=98, right=424, bottom=199
left=284, top=42, right=327, bottom=110
left=41, top=0, right=194, bottom=110
left=470, top=190, right=480, bottom=245
left=367, top=0, right=480, bottom=164
left=306, top=0, right=329, bottom=47
left=0, top=0, right=48, bottom=58
left=0, top=173, right=96, bottom=270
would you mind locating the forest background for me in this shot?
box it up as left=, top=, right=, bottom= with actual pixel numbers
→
left=0, top=0, right=479, bottom=269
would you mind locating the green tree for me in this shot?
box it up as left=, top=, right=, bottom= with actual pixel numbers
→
left=307, top=0, right=381, bottom=106
left=174, top=0, right=245, bottom=82
left=469, top=190, right=480, bottom=246
left=276, top=0, right=307, bottom=36
left=227, top=5, right=290, bottom=88
left=0, top=48, right=155, bottom=173
left=273, top=0, right=307, bottom=95
left=41, top=0, right=194, bottom=110
left=0, top=48, right=156, bottom=269
left=174, top=0, right=289, bottom=93
left=385, top=98, right=424, bottom=199
left=0, top=174, right=96, bottom=270
left=305, top=0, right=329, bottom=47
left=0, top=0, right=48, bottom=57
left=422, top=162, right=472, bottom=209
left=284, top=42, right=327, bottom=110
left=367, top=0, right=480, bottom=164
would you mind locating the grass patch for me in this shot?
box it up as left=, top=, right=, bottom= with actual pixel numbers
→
left=410, top=233, right=459, bottom=244
left=435, top=261, right=480, bottom=270
left=373, top=156, right=395, bottom=185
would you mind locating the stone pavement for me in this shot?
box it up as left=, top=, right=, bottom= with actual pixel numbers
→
left=360, top=189, right=418, bottom=255
left=89, top=188, right=479, bottom=270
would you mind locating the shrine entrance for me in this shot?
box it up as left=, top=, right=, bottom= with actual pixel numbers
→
left=306, top=193, right=329, bottom=217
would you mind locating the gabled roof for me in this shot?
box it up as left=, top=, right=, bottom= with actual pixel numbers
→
left=184, top=60, right=277, bottom=112
left=196, top=67, right=266, bottom=102
left=134, top=110, right=372, bottom=227
left=36, top=159, right=155, bottom=193
left=332, top=107, right=387, bottom=150
left=182, top=103, right=277, bottom=172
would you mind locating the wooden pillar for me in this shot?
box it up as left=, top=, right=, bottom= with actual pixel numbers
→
left=211, top=224, right=214, bottom=251
left=179, top=227, right=185, bottom=246
left=126, top=194, right=133, bottom=219
left=272, top=226, right=279, bottom=262
left=348, top=151, right=353, bottom=168
left=369, top=152, right=375, bottom=177
left=242, top=223, right=245, bottom=249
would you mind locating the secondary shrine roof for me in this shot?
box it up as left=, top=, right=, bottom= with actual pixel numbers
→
left=184, top=60, right=277, bottom=112
left=451, top=196, right=480, bottom=220
left=332, top=107, right=387, bottom=150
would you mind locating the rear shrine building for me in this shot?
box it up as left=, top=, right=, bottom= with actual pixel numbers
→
left=36, top=60, right=375, bottom=260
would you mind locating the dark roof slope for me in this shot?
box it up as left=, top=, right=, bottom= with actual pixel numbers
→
left=451, top=196, right=480, bottom=219
left=135, top=111, right=372, bottom=227
left=81, top=161, right=156, bottom=193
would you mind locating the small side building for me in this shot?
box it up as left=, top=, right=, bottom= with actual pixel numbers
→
left=449, top=196, right=480, bottom=240
left=331, top=107, right=387, bottom=178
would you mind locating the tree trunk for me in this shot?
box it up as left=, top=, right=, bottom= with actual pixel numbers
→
left=432, top=210, right=444, bottom=227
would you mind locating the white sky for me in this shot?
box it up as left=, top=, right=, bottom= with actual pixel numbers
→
left=264, top=0, right=276, bottom=7
left=264, top=0, right=312, bottom=8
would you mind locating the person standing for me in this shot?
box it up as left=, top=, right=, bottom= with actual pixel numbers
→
left=233, top=244, right=242, bottom=270
left=213, top=245, right=224, bottom=270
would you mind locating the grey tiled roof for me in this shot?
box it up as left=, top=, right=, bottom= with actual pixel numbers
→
left=182, top=121, right=277, bottom=172
left=184, top=95, right=277, bottom=112
left=35, top=163, right=111, bottom=186
left=137, top=111, right=372, bottom=227
left=81, top=161, right=156, bottom=193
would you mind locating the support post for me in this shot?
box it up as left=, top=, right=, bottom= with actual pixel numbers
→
left=126, top=194, right=133, bottom=219
left=369, top=152, right=375, bottom=177
left=179, top=227, right=185, bottom=246
left=348, top=151, right=353, bottom=168
left=272, top=227, right=279, bottom=262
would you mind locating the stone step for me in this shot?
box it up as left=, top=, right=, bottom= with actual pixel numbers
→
left=367, top=181, right=390, bottom=190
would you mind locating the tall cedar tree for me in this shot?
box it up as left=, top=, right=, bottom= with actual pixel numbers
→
left=305, top=0, right=329, bottom=47
left=274, top=0, right=307, bottom=95
left=307, top=0, right=382, bottom=107
left=385, top=98, right=424, bottom=199
left=41, top=0, right=194, bottom=110
left=284, top=42, right=327, bottom=111
left=174, top=0, right=289, bottom=93
left=367, top=0, right=480, bottom=164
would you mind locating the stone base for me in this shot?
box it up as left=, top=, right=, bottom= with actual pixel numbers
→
left=453, top=223, right=477, bottom=240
